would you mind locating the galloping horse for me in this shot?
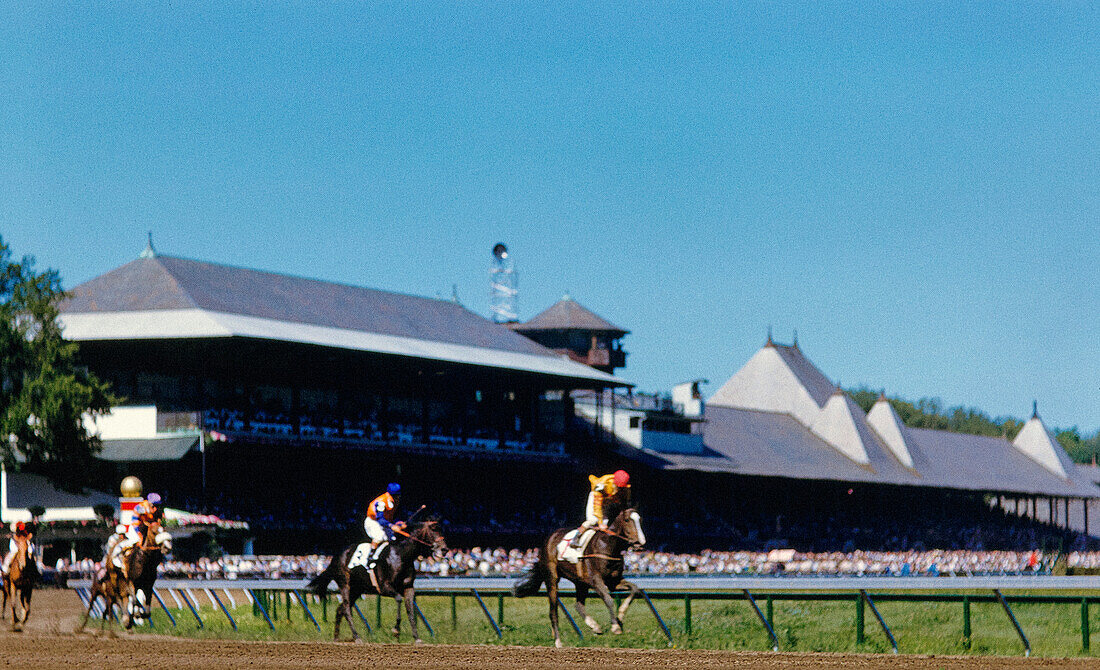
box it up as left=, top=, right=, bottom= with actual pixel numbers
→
left=80, top=520, right=171, bottom=631
left=2, top=535, right=35, bottom=630
left=122, top=519, right=171, bottom=628
left=308, top=521, right=446, bottom=644
left=78, top=561, right=130, bottom=634
left=513, top=507, right=646, bottom=647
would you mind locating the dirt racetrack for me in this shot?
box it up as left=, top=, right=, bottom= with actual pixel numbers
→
left=5, top=590, right=1100, bottom=669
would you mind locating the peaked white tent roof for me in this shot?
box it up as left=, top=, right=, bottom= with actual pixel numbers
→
left=709, top=342, right=833, bottom=425
left=1013, top=413, right=1075, bottom=480
left=867, top=395, right=915, bottom=469
left=810, top=390, right=875, bottom=466
left=674, top=340, right=1100, bottom=498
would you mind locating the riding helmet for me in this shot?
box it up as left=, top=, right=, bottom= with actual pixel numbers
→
left=613, top=470, right=630, bottom=487
left=146, top=492, right=162, bottom=505
left=387, top=482, right=401, bottom=496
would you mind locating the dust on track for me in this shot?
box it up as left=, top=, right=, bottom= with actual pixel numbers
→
left=5, top=590, right=1100, bottom=670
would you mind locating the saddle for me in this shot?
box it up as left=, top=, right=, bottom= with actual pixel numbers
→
left=348, top=542, right=387, bottom=591
left=556, top=529, right=596, bottom=564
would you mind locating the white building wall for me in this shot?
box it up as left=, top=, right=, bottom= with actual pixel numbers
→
left=84, top=405, right=158, bottom=440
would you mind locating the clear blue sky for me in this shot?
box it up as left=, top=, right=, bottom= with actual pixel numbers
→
left=1, top=3, right=1097, bottom=432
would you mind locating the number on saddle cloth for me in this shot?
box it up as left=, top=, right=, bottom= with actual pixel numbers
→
left=349, top=541, right=389, bottom=570
left=556, top=529, right=597, bottom=563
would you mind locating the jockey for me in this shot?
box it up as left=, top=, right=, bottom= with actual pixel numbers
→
left=111, top=492, right=162, bottom=572
left=364, top=483, right=404, bottom=553
left=571, top=470, right=630, bottom=547
left=1, top=521, right=35, bottom=575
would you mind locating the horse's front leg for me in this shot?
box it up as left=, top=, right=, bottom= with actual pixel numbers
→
left=21, top=588, right=31, bottom=624
left=573, top=583, right=602, bottom=634
left=591, top=579, right=622, bottom=634
left=611, top=579, right=640, bottom=622
left=403, top=587, right=421, bottom=644
left=391, top=591, right=402, bottom=639
left=79, top=591, right=96, bottom=632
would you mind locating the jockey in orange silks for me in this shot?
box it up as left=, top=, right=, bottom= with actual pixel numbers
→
left=364, top=483, right=404, bottom=549
left=570, top=470, right=630, bottom=547
left=2, top=521, right=35, bottom=575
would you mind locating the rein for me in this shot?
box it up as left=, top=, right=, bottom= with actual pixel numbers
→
left=595, top=527, right=635, bottom=544
left=393, top=527, right=434, bottom=548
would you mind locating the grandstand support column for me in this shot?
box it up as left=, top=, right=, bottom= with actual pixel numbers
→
left=1084, top=499, right=1089, bottom=537
left=1065, top=497, right=1070, bottom=530
left=1049, top=497, right=1055, bottom=526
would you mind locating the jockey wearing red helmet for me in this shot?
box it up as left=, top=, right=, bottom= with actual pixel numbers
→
left=2, top=521, right=35, bottom=575
left=570, top=470, right=631, bottom=547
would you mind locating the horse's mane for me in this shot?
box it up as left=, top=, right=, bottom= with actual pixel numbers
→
left=411, top=520, right=442, bottom=542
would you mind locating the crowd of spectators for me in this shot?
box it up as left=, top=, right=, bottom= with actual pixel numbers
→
left=203, top=408, right=565, bottom=457
left=53, top=547, right=1089, bottom=582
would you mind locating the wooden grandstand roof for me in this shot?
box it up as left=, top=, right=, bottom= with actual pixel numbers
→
left=513, top=296, right=628, bottom=336
left=60, top=255, right=627, bottom=386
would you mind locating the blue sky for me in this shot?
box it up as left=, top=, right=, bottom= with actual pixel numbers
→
left=1, top=3, right=1097, bottom=432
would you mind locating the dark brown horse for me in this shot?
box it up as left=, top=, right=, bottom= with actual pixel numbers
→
left=308, top=521, right=446, bottom=644
left=513, top=507, right=646, bottom=647
left=122, top=519, right=171, bottom=629
left=80, top=521, right=170, bottom=632
left=2, top=535, right=35, bottom=631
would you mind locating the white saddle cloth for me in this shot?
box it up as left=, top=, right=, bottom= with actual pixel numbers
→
left=349, top=542, right=388, bottom=570
left=556, top=529, right=596, bottom=564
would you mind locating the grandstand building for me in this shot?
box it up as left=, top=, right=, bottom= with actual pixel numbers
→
left=58, top=247, right=1099, bottom=555
left=60, top=249, right=628, bottom=551
left=590, top=335, right=1100, bottom=550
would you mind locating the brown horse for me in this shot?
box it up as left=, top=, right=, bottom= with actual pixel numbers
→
left=308, top=521, right=446, bottom=644
left=3, top=535, right=35, bottom=631
left=122, top=519, right=171, bottom=628
left=78, top=562, right=129, bottom=634
left=513, top=507, right=646, bottom=647
left=80, top=521, right=170, bottom=632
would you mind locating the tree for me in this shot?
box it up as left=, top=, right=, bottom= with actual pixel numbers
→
left=0, top=236, right=115, bottom=490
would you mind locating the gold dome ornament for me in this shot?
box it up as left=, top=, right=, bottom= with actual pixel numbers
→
left=120, top=476, right=143, bottom=498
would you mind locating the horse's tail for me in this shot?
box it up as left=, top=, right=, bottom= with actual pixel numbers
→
left=307, top=555, right=340, bottom=596
left=511, top=551, right=547, bottom=598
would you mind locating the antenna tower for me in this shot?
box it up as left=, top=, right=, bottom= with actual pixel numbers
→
left=489, top=243, right=518, bottom=323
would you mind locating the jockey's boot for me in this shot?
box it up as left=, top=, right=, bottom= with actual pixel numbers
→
left=569, top=527, right=587, bottom=549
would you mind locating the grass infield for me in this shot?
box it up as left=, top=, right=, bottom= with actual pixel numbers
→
left=123, top=587, right=1100, bottom=657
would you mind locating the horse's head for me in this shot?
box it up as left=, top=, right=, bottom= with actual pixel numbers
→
left=612, top=508, right=646, bottom=548
left=412, top=520, right=447, bottom=558
left=142, top=521, right=172, bottom=553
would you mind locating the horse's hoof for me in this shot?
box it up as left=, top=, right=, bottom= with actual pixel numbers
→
left=611, top=623, right=623, bottom=635
left=413, top=638, right=424, bottom=645
left=554, top=639, right=564, bottom=648
left=353, top=637, right=364, bottom=644
left=391, top=628, right=401, bottom=638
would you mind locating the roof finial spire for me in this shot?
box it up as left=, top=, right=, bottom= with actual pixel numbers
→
left=792, top=329, right=798, bottom=348
left=1032, top=399, right=1038, bottom=420
left=766, top=324, right=773, bottom=347
left=140, top=231, right=157, bottom=259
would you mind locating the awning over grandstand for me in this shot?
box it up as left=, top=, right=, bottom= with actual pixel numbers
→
left=59, top=255, right=627, bottom=387
left=1, top=469, right=117, bottom=523
left=636, top=340, right=1100, bottom=499
left=97, top=435, right=199, bottom=462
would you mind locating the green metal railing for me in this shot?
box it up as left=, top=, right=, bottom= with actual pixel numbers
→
left=75, top=584, right=1100, bottom=655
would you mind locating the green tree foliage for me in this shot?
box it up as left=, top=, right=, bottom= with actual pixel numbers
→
left=848, top=385, right=1097, bottom=462
left=0, top=237, right=115, bottom=490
